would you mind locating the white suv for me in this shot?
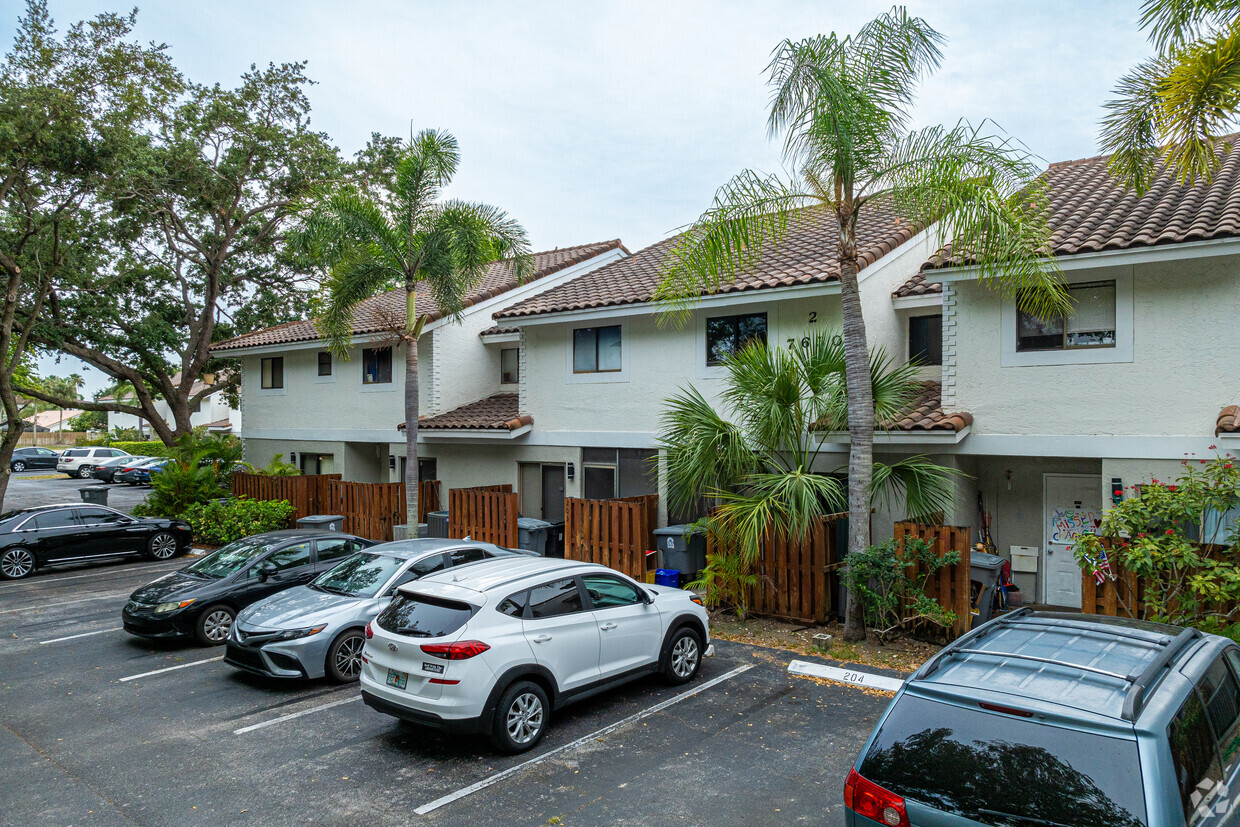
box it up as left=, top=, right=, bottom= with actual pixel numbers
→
left=57, top=447, right=130, bottom=478
left=359, top=557, right=711, bottom=753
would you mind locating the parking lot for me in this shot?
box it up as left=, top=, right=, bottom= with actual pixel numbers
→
left=4, top=471, right=149, bottom=514
left=0, top=552, right=894, bottom=826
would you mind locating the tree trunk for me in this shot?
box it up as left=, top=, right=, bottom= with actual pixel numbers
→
left=838, top=204, right=874, bottom=643
left=404, top=285, right=420, bottom=530
left=0, top=388, right=26, bottom=510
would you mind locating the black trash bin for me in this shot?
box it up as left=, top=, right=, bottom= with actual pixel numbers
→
left=652, top=525, right=707, bottom=581
left=427, top=510, right=450, bottom=539
left=296, top=514, right=344, bottom=532
left=79, top=487, right=108, bottom=506
left=546, top=521, right=565, bottom=559
left=517, top=517, right=553, bottom=556
left=970, top=550, right=1006, bottom=627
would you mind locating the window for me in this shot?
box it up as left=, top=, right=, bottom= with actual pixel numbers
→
left=528, top=578, right=585, bottom=618
left=1170, top=689, right=1225, bottom=824
left=377, top=594, right=477, bottom=637
left=261, top=357, right=284, bottom=389
left=362, top=347, right=392, bottom=384
left=572, top=326, right=621, bottom=373
left=76, top=507, right=126, bottom=525
left=909, top=314, right=942, bottom=366
left=706, top=312, right=767, bottom=366
left=582, top=448, right=658, bottom=500
left=1201, top=655, right=1240, bottom=776
left=448, top=547, right=488, bottom=567
left=497, top=591, right=528, bottom=618
left=584, top=466, right=615, bottom=500
left=315, top=351, right=332, bottom=377
left=316, top=537, right=359, bottom=564
left=500, top=348, right=519, bottom=384
left=266, top=541, right=311, bottom=571
left=583, top=574, right=643, bottom=609
left=32, top=510, right=78, bottom=530
left=1017, top=281, right=1116, bottom=352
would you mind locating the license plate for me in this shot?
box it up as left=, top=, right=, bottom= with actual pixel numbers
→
left=386, top=668, right=408, bottom=690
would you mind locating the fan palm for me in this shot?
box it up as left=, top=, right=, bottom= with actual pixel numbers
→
left=295, top=130, right=532, bottom=521
left=1101, top=0, right=1240, bottom=193
left=657, top=8, right=1065, bottom=640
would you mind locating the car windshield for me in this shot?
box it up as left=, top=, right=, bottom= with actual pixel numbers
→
left=186, top=537, right=282, bottom=579
left=857, top=694, right=1146, bottom=826
left=312, top=553, right=404, bottom=598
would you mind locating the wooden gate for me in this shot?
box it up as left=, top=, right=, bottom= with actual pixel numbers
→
left=448, top=485, right=519, bottom=548
left=231, top=473, right=341, bottom=522
left=894, top=522, right=972, bottom=639
left=564, top=497, right=654, bottom=581
left=740, top=514, right=843, bottom=624
left=331, top=480, right=406, bottom=542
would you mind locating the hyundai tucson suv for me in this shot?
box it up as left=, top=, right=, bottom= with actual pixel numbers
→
left=845, top=609, right=1240, bottom=827
left=359, top=557, right=711, bottom=753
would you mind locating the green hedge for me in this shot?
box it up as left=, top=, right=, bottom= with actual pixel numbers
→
left=182, top=497, right=296, bottom=546
left=111, top=441, right=172, bottom=457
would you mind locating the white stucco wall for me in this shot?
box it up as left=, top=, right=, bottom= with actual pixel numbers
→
left=106, top=388, right=240, bottom=433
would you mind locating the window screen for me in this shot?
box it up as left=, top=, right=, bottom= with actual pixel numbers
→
left=909, top=314, right=942, bottom=366
left=572, top=326, right=621, bottom=373
left=261, top=357, right=284, bottom=389
left=362, top=347, right=393, bottom=384
left=584, top=465, right=616, bottom=500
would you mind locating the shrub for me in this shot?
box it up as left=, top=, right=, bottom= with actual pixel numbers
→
left=182, top=498, right=297, bottom=546
left=686, top=550, right=760, bottom=620
left=840, top=537, right=960, bottom=642
left=138, top=461, right=221, bottom=519
left=252, top=453, right=301, bottom=476
left=111, top=441, right=172, bottom=457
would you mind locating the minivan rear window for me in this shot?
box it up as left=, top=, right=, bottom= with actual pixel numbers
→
left=858, top=695, right=1146, bottom=826
left=377, top=594, right=476, bottom=639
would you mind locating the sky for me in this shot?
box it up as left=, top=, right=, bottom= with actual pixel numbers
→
left=4, top=0, right=1151, bottom=395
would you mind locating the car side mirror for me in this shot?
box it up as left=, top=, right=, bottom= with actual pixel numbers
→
left=257, top=561, right=278, bottom=581
left=642, top=589, right=655, bottom=604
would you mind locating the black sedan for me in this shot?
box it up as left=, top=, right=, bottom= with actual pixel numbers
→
left=114, top=457, right=163, bottom=485
left=123, top=530, right=375, bottom=645
left=9, top=447, right=60, bottom=472
left=0, top=504, right=193, bottom=580
left=92, top=455, right=145, bottom=483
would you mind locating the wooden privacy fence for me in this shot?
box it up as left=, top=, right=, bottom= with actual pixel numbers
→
left=418, top=479, right=441, bottom=523
left=742, top=514, right=845, bottom=624
left=894, top=522, right=972, bottom=639
left=1082, top=541, right=1232, bottom=620
left=231, top=473, right=341, bottom=523
left=331, top=480, right=406, bottom=542
left=564, top=496, right=655, bottom=581
left=449, top=485, right=519, bottom=548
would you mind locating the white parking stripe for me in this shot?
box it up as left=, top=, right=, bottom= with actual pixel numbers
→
left=786, top=660, right=904, bottom=692
left=39, top=627, right=122, bottom=645
left=233, top=695, right=362, bottom=735
left=0, top=591, right=130, bottom=614
left=119, top=655, right=223, bottom=682
left=414, top=663, right=755, bottom=816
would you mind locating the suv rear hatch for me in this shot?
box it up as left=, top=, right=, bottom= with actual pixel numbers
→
left=368, top=590, right=483, bottom=701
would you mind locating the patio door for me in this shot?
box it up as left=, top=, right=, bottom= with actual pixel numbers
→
left=541, top=465, right=565, bottom=522
left=1042, top=474, right=1102, bottom=608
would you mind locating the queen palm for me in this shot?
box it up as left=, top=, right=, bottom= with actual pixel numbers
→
left=296, top=130, right=531, bottom=522
left=657, top=8, right=1065, bottom=640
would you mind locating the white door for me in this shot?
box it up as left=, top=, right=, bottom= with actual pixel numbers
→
left=1043, top=474, right=1103, bottom=608
left=582, top=573, right=663, bottom=678
left=523, top=577, right=601, bottom=691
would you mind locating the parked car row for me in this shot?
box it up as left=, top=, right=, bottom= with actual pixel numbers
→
left=120, top=532, right=711, bottom=753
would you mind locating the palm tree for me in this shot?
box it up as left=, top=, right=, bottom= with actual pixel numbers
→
left=661, top=331, right=961, bottom=619
left=296, top=130, right=532, bottom=522
left=1102, top=0, right=1240, bottom=193
left=657, top=8, right=1065, bottom=640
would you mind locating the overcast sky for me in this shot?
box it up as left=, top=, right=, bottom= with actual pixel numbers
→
left=7, top=0, right=1151, bottom=394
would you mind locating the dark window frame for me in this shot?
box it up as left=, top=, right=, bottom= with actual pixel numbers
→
left=705, top=312, right=768, bottom=366
left=908, top=314, right=943, bottom=366
left=362, top=346, right=393, bottom=385
left=260, top=357, right=284, bottom=389
left=572, top=325, right=622, bottom=374
left=1016, top=280, right=1118, bottom=353
left=317, top=351, right=333, bottom=377
left=500, top=347, right=519, bottom=384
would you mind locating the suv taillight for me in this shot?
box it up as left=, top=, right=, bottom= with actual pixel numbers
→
left=420, top=640, right=490, bottom=660
left=364, top=622, right=373, bottom=639
left=844, top=768, right=908, bottom=827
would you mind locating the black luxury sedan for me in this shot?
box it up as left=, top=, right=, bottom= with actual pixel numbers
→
left=9, top=446, right=60, bottom=472
left=0, top=504, right=193, bottom=580
left=124, top=530, right=375, bottom=645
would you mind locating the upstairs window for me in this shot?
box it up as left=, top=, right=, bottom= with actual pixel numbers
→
left=1017, top=281, right=1116, bottom=352
left=317, top=351, right=332, bottom=377
left=500, top=348, right=519, bottom=384
left=706, top=312, right=767, bottom=366
left=260, top=357, right=284, bottom=389
left=573, top=326, right=621, bottom=373
left=362, top=346, right=393, bottom=384
left=909, top=314, right=942, bottom=366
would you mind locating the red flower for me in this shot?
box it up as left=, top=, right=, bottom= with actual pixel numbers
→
left=1138, top=533, right=1146, bottom=538
left=1166, top=529, right=1174, bottom=536
left=1209, top=445, right=1218, bottom=450
left=1168, top=485, right=1177, bottom=492
left=1201, top=459, right=1209, bottom=464
left=1113, top=490, right=1123, bottom=496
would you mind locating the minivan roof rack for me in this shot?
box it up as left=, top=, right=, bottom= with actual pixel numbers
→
left=916, top=609, right=1202, bottom=721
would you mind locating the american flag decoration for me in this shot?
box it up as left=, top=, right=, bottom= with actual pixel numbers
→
left=1096, top=549, right=1115, bottom=583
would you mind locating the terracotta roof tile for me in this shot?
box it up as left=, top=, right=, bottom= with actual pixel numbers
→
left=398, top=393, right=532, bottom=432
left=927, top=136, right=1240, bottom=270
left=1217, top=405, right=1240, bottom=436
left=211, top=241, right=626, bottom=352
left=479, top=325, right=519, bottom=337
left=893, top=270, right=942, bottom=298
left=880, top=381, right=973, bottom=432
left=496, top=199, right=919, bottom=320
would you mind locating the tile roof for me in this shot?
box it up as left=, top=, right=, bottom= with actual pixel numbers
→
left=1218, top=405, right=1240, bottom=436
left=495, top=199, right=920, bottom=320
left=479, top=325, right=519, bottom=337
left=398, top=393, right=532, bottom=432
left=881, top=382, right=973, bottom=432
left=893, top=270, right=942, bottom=298
left=926, top=136, right=1240, bottom=270
left=211, top=241, right=626, bottom=352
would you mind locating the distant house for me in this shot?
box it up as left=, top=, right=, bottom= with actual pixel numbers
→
left=26, top=408, right=84, bottom=433
left=105, top=374, right=241, bottom=437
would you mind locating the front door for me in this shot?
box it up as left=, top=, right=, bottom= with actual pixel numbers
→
left=541, top=465, right=565, bottom=523
left=1043, top=474, right=1103, bottom=608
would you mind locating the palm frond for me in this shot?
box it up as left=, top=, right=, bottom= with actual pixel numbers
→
left=1100, top=56, right=1170, bottom=194
left=718, top=339, right=806, bottom=467
left=418, top=199, right=533, bottom=321
left=657, top=385, right=759, bottom=519
left=1156, top=26, right=1240, bottom=185
left=316, top=248, right=402, bottom=354
left=712, top=471, right=846, bottom=563
left=1141, top=0, right=1237, bottom=51
left=394, top=129, right=461, bottom=229
left=870, top=455, right=967, bottom=524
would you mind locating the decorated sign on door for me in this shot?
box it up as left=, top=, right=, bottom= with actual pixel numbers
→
left=1049, top=507, right=1103, bottom=543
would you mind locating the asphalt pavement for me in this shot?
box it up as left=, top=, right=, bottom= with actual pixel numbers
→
left=4, top=471, right=150, bottom=514
left=0, top=555, right=896, bottom=826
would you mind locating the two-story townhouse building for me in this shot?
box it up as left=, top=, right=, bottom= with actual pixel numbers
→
left=208, top=241, right=628, bottom=482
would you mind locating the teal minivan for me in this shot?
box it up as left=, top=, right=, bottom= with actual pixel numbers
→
left=846, top=609, right=1240, bottom=826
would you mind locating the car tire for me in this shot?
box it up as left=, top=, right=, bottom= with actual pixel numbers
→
left=491, top=680, right=550, bottom=754
left=661, top=626, right=703, bottom=686
left=11, top=461, right=25, bottom=473
left=0, top=547, right=35, bottom=580
left=77, top=466, right=91, bottom=479
left=195, top=604, right=235, bottom=646
left=325, top=629, right=366, bottom=683
left=146, top=532, right=180, bottom=561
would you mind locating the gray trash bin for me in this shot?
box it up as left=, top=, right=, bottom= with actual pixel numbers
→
left=970, top=550, right=1006, bottom=627
left=79, top=487, right=108, bottom=506
left=427, top=510, right=450, bottom=539
left=296, top=514, right=344, bottom=532
left=517, top=517, right=553, bottom=556
left=653, top=525, right=707, bottom=580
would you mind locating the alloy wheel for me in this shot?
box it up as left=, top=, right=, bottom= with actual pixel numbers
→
left=11, top=461, right=24, bottom=472
left=505, top=692, right=545, bottom=745
left=335, top=635, right=365, bottom=679
left=78, top=466, right=91, bottom=479
left=150, top=533, right=178, bottom=560
left=0, top=548, right=34, bottom=579
left=202, top=609, right=233, bottom=642
left=671, top=635, right=699, bottom=679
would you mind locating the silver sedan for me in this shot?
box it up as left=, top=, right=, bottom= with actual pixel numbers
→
left=224, top=539, right=535, bottom=682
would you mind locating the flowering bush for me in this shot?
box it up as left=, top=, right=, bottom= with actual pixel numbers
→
left=1074, top=453, right=1240, bottom=638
